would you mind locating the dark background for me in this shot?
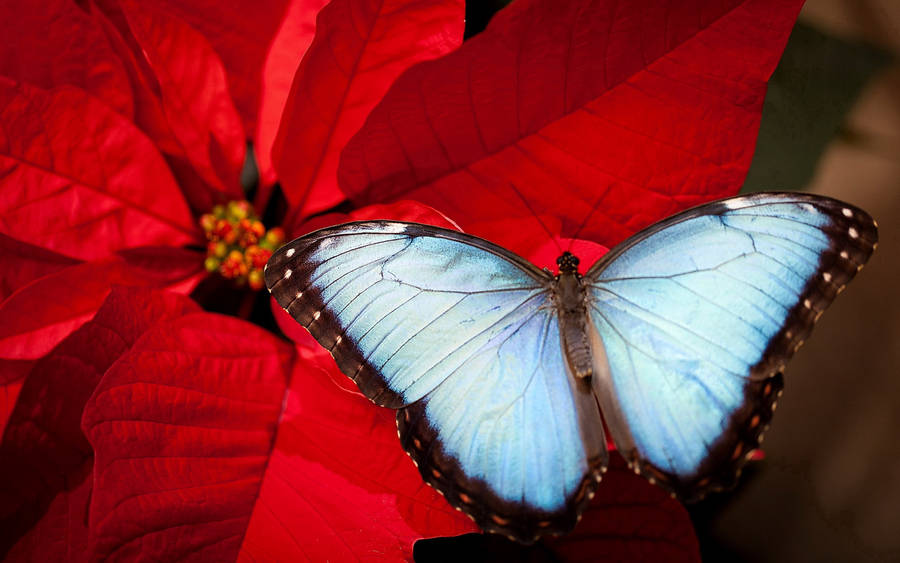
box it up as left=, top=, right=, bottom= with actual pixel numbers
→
left=419, top=1, right=899, bottom=561
left=715, top=2, right=899, bottom=561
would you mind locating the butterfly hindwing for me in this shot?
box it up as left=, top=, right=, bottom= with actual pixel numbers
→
left=397, top=301, right=606, bottom=542
left=265, top=222, right=608, bottom=542
left=584, top=193, right=877, bottom=498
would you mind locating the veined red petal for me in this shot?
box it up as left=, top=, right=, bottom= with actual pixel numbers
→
left=89, top=2, right=201, bottom=198
left=116, top=246, right=208, bottom=296
left=256, top=0, right=331, bottom=188
left=0, top=79, right=198, bottom=260
left=141, top=0, right=306, bottom=140
left=546, top=454, right=701, bottom=562
left=0, top=235, right=79, bottom=303
left=273, top=0, right=465, bottom=220
left=290, top=198, right=461, bottom=237
left=1, top=468, right=93, bottom=563
left=0, top=250, right=203, bottom=365
left=239, top=345, right=477, bottom=560
left=114, top=0, right=246, bottom=199
left=0, top=0, right=133, bottom=118
left=338, top=0, right=805, bottom=259
left=271, top=299, right=315, bottom=350
left=0, top=287, right=199, bottom=560
left=81, top=313, right=474, bottom=561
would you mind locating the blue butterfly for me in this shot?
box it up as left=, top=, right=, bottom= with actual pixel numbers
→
left=265, top=192, right=876, bottom=543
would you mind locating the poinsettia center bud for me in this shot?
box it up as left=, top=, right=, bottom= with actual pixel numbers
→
left=199, top=200, right=285, bottom=290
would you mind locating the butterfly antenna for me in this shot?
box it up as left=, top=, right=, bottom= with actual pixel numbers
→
left=566, top=187, right=609, bottom=252
left=505, top=181, right=565, bottom=256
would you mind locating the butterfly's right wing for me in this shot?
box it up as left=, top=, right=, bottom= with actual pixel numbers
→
left=582, top=193, right=876, bottom=500
left=265, top=222, right=607, bottom=542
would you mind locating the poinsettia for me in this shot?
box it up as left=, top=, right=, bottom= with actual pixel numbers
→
left=0, top=0, right=465, bottom=430
left=0, top=0, right=804, bottom=560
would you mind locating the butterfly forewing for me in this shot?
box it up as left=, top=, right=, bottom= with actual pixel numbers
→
left=266, top=222, right=545, bottom=407
left=584, top=193, right=877, bottom=499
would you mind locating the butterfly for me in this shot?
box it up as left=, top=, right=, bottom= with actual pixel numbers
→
left=264, top=192, right=877, bottom=543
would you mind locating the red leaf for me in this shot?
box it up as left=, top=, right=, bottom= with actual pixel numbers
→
left=256, top=0, right=331, bottom=188
left=0, top=237, right=81, bottom=426
left=528, top=236, right=609, bottom=274
left=546, top=454, right=701, bottom=562
left=0, top=79, right=198, bottom=261
left=80, top=314, right=291, bottom=561
left=116, top=246, right=208, bottom=296
left=271, top=304, right=322, bottom=355
left=0, top=235, right=78, bottom=303
left=0, top=0, right=133, bottom=118
left=240, top=344, right=477, bottom=560
left=338, top=0, right=804, bottom=259
left=81, top=314, right=474, bottom=561
left=1, top=467, right=93, bottom=563
left=0, top=287, right=199, bottom=560
left=0, top=250, right=203, bottom=365
left=0, top=244, right=202, bottom=429
left=89, top=2, right=203, bottom=200
left=273, top=0, right=465, bottom=219
left=130, top=0, right=332, bottom=190
left=0, top=368, right=25, bottom=442
left=291, top=197, right=461, bottom=236
left=139, top=0, right=292, bottom=136
left=113, top=0, right=247, bottom=198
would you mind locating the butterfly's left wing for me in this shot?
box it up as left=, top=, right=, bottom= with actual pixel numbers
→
left=265, top=222, right=607, bottom=542
left=584, top=193, right=877, bottom=500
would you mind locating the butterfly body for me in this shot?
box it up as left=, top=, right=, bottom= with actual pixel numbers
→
left=265, top=193, right=876, bottom=543
left=553, top=252, right=594, bottom=380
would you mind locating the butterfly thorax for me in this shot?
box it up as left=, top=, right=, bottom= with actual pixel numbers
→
left=554, top=252, right=593, bottom=380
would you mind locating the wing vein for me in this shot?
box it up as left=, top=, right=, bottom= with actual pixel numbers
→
left=591, top=287, right=752, bottom=371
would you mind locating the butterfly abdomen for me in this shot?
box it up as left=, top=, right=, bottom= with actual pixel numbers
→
left=555, top=269, right=593, bottom=379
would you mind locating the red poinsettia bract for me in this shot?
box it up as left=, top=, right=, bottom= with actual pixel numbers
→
left=1, top=0, right=803, bottom=560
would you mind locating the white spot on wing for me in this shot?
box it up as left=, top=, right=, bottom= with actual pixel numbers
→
left=840, top=250, right=849, bottom=259
left=842, top=208, right=853, bottom=218
left=822, top=272, right=832, bottom=282
left=286, top=248, right=295, bottom=258
left=313, top=311, right=321, bottom=321
left=803, top=299, right=812, bottom=309
left=295, top=291, right=303, bottom=299
left=724, top=199, right=744, bottom=210
left=379, top=223, right=407, bottom=234
left=283, top=269, right=292, bottom=279
left=849, top=227, right=859, bottom=239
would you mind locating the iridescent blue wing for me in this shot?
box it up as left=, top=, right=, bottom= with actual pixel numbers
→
left=584, top=193, right=877, bottom=499
left=265, top=222, right=607, bottom=542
